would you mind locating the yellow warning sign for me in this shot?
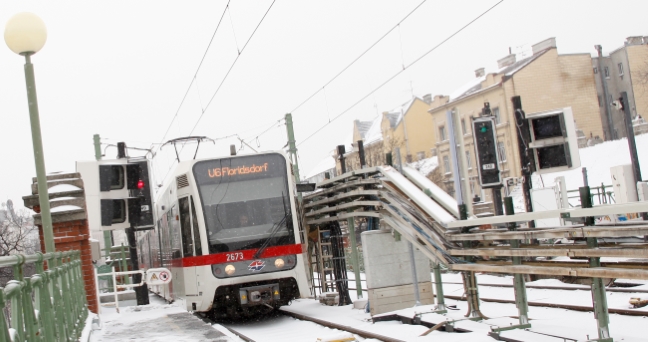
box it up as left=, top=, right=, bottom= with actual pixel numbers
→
left=145, top=268, right=172, bottom=285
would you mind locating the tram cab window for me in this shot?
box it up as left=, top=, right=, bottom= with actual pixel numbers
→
left=191, top=197, right=203, bottom=256
left=179, top=197, right=193, bottom=257
left=193, top=154, right=295, bottom=254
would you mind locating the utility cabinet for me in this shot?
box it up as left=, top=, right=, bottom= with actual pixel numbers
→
left=361, top=230, right=433, bottom=316
left=611, top=164, right=637, bottom=203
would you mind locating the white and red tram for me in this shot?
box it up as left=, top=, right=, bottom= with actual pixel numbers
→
left=137, top=152, right=310, bottom=317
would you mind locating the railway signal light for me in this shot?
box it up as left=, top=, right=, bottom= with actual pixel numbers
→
left=472, top=116, right=501, bottom=188
left=526, top=107, right=580, bottom=173
left=77, top=158, right=155, bottom=231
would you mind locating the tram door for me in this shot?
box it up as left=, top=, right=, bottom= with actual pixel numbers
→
left=179, top=196, right=202, bottom=297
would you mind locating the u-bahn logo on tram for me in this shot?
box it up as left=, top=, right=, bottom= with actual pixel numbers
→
left=248, top=260, right=266, bottom=272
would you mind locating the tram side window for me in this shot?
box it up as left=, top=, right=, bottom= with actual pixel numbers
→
left=190, top=197, right=203, bottom=256
left=179, top=197, right=193, bottom=257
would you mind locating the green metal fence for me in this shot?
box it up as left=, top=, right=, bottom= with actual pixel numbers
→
left=0, top=250, right=88, bottom=342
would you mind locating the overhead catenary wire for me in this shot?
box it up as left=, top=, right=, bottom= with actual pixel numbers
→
left=158, top=1, right=231, bottom=146
left=289, top=0, right=428, bottom=115
left=154, top=1, right=276, bottom=186
left=182, top=0, right=276, bottom=143
left=297, top=0, right=504, bottom=147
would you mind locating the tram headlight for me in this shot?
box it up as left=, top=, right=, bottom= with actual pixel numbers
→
left=225, top=264, right=236, bottom=275
left=275, top=258, right=285, bottom=269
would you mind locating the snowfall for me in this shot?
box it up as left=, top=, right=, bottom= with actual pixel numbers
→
left=83, top=135, right=648, bottom=342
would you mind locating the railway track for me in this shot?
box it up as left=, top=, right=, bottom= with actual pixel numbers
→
left=440, top=281, right=648, bottom=293
left=197, top=310, right=401, bottom=342
left=443, top=295, right=648, bottom=316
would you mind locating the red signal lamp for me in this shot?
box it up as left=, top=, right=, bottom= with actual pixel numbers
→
left=137, top=179, right=145, bottom=189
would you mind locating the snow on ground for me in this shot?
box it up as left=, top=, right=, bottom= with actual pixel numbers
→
left=84, top=271, right=648, bottom=342
left=532, top=133, right=648, bottom=191
left=86, top=294, right=240, bottom=341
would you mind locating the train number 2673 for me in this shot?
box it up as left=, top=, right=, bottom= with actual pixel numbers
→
left=226, top=252, right=244, bottom=261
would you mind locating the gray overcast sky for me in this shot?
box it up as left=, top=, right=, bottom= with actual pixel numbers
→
left=1, top=0, right=646, bottom=208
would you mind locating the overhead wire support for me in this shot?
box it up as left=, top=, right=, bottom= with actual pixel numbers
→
left=297, top=0, right=504, bottom=147
left=228, top=5, right=241, bottom=54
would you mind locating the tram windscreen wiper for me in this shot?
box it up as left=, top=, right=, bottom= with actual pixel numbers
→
left=253, top=193, right=290, bottom=259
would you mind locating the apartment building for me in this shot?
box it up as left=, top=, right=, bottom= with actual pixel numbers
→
left=593, top=36, right=648, bottom=140
left=428, top=38, right=603, bottom=201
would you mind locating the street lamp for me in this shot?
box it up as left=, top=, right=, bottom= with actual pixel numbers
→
left=4, top=13, right=55, bottom=255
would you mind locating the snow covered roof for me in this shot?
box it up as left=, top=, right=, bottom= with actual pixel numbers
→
left=363, top=116, right=383, bottom=146
left=354, top=120, right=373, bottom=139
left=384, top=98, right=417, bottom=128
left=447, top=48, right=551, bottom=103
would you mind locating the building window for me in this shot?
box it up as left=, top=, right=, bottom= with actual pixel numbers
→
left=461, top=118, right=467, bottom=135
left=439, top=126, right=446, bottom=141
left=417, top=151, right=425, bottom=160
left=604, top=66, right=610, bottom=78
left=465, top=151, right=472, bottom=169
left=618, top=63, right=624, bottom=76
left=443, top=155, right=451, bottom=174
left=593, top=67, right=598, bottom=74
left=497, top=141, right=507, bottom=163
left=492, top=107, right=501, bottom=124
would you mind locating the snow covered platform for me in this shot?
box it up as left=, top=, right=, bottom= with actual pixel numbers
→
left=83, top=294, right=239, bottom=342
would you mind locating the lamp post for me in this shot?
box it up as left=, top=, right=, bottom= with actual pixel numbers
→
left=5, top=13, right=55, bottom=255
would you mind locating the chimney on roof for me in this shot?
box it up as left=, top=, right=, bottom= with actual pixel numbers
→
left=475, top=68, right=485, bottom=78
left=423, top=94, right=432, bottom=104
left=497, top=54, right=516, bottom=69
left=532, top=37, right=557, bottom=54
left=625, top=36, right=644, bottom=46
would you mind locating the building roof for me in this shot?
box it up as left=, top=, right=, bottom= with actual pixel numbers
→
left=446, top=48, right=551, bottom=105
left=385, top=97, right=420, bottom=128
left=363, top=116, right=383, bottom=146
left=354, top=120, right=374, bottom=139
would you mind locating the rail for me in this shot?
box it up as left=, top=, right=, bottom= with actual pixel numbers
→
left=0, top=250, right=87, bottom=342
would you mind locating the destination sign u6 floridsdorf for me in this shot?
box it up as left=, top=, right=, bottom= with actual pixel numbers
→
left=207, top=163, right=269, bottom=178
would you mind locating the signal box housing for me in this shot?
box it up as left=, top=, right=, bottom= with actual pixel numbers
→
left=526, top=107, right=580, bottom=174
left=77, top=158, right=154, bottom=231
left=472, top=116, right=502, bottom=188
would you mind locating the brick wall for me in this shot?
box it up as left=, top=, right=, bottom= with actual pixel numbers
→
left=34, top=210, right=98, bottom=314
left=25, top=172, right=99, bottom=314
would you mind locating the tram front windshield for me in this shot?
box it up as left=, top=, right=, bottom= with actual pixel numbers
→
left=193, top=154, right=295, bottom=254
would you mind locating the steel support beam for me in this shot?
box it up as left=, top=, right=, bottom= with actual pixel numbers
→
left=347, top=213, right=363, bottom=299
left=432, top=263, right=446, bottom=313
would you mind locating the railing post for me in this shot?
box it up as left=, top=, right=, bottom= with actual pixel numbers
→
left=0, top=290, right=11, bottom=342
left=51, top=263, right=69, bottom=341
left=21, top=277, right=39, bottom=341
left=432, top=263, right=446, bottom=313
left=7, top=281, right=24, bottom=342
left=580, top=186, right=612, bottom=342
left=505, top=197, right=530, bottom=329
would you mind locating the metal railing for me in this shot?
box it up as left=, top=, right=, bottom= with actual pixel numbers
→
left=0, top=250, right=88, bottom=342
left=567, top=183, right=615, bottom=207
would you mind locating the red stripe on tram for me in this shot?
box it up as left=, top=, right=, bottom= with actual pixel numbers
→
left=180, top=244, right=303, bottom=267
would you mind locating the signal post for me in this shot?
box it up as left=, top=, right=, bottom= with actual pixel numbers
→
left=78, top=142, right=156, bottom=306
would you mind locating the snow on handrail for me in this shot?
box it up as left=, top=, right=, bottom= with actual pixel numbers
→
left=377, top=166, right=456, bottom=226
left=401, top=166, right=460, bottom=219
